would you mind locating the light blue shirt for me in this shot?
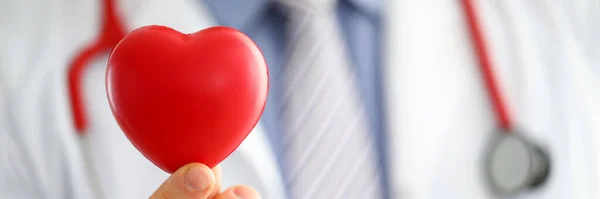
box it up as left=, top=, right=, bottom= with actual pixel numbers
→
left=202, top=0, right=389, bottom=198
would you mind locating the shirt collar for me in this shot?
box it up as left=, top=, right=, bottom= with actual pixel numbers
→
left=348, top=0, right=382, bottom=16
left=203, top=0, right=270, bottom=28
left=203, top=0, right=381, bottom=29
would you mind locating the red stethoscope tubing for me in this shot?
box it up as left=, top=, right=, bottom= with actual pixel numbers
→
left=461, top=0, right=514, bottom=132
left=68, top=0, right=126, bottom=134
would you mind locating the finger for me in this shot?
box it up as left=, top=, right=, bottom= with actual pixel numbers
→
left=150, top=163, right=216, bottom=199
left=212, top=185, right=261, bottom=199
left=208, top=165, right=222, bottom=198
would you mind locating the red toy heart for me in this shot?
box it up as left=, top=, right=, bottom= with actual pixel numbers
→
left=106, top=25, right=268, bottom=173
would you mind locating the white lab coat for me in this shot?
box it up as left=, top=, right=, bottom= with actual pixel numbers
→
left=386, top=1, right=600, bottom=199
left=1, top=0, right=598, bottom=199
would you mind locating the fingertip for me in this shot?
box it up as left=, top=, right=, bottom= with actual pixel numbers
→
left=232, top=186, right=260, bottom=199
left=182, top=163, right=215, bottom=192
left=216, top=185, right=260, bottom=199
left=150, top=163, right=216, bottom=199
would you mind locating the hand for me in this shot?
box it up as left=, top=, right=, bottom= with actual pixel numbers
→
left=150, top=163, right=260, bottom=199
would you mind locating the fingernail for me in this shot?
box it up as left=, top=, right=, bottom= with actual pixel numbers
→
left=184, top=166, right=214, bottom=192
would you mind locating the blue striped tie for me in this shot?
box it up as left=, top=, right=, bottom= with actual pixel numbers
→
left=275, top=1, right=384, bottom=198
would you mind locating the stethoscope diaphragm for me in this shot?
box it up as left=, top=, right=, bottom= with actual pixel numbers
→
left=485, top=132, right=550, bottom=195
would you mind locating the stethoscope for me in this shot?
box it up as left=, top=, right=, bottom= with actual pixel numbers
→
left=461, top=0, right=551, bottom=195
left=68, top=0, right=126, bottom=135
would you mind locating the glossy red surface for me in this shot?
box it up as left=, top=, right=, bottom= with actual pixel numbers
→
left=106, top=25, right=268, bottom=173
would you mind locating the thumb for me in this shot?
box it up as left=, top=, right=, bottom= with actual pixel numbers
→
left=150, top=163, right=216, bottom=199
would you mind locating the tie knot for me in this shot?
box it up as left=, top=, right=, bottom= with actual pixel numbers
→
left=275, top=0, right=337, bottom=14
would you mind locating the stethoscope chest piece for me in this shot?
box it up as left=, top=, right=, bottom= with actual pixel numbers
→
left=485, top=131, right=550, bottom=195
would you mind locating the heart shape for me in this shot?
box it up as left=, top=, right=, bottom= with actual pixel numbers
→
left=106, top=25, right=268, bottom=173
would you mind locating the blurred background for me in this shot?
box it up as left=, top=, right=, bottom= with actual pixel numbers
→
left=1, top=0, right=599, bottom=199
